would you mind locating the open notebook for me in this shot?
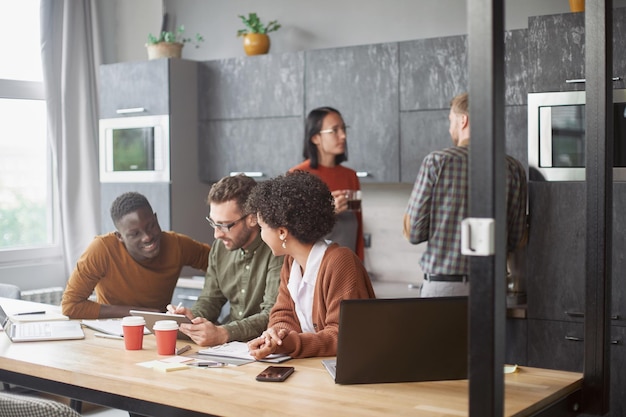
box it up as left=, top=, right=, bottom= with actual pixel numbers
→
left=323, top=297, right=468, bottom=384
left=0, top=304, right=84, bottom=342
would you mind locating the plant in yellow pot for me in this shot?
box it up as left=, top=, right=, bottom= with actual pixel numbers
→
left=146, top=25, right=204, bottom=60
left=237, top=13, right=281, bottom=56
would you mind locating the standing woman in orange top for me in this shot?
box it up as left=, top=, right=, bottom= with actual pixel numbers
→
left=290, top=107, right=364, bottom=262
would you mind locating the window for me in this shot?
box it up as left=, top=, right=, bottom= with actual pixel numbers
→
left=0, top=0, right=61, bottom=262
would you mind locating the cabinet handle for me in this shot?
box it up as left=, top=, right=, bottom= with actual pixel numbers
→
left=116, top=107, right=146, bottom=114
left=566, top=336, right=621, bottom=344
left=565, top=335, right=584, bottom=342
left=356, top=171, right=369, bottom=178
left=565, top=77, right=622, bottom=84
left=176, top=295, right=198, bottom=301
left=229, top=171, right=263, bottom=178
left=565, top=311, right=620, bottom=320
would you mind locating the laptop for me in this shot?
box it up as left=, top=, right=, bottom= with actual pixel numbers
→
left=322, top=296, right=468, bottom=384
left=0, top=304, right=84, bottom=342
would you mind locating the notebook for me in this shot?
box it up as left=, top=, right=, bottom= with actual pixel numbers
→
left=0, top=304, right=84, bottom=342
left=322, top=296, right=468, bottom=384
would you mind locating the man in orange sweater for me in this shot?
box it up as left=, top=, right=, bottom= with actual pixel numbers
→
left=62, top=192, right=211, bottom=319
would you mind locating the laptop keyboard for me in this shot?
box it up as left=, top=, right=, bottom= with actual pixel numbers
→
left=11, top=322, right=52, bottom=338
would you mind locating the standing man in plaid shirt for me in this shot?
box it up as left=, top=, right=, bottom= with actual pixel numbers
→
left=403, top=92, right=527, bottom=297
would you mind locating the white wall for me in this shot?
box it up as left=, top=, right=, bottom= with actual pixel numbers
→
left=100, top=0, right=626, bottom=64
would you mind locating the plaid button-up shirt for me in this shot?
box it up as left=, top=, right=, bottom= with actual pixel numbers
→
left=405, top=145, right=527, bottom=275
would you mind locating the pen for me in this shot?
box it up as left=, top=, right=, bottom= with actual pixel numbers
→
left=94, top=333, right=124, bottom=340
left=176, top=302, right=183, bottom=310
left=15, top=311, right=46, bottom=316
left=176, top=345, right=192, bottom=355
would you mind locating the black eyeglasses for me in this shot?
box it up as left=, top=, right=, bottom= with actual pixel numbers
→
left=205, top=214, right=248, bottom=233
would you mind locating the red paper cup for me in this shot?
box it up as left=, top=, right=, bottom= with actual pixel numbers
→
left=121, top=316, right=145, bottom=350
left=154, top=320, right=179, bottom=355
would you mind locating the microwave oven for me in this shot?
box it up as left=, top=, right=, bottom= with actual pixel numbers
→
left=99, top=115, right=170, bottom=183
left=528, top=89, right=626, bottom=181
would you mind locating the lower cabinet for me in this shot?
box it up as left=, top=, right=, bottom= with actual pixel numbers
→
left=528, top=319, right=626, bottom=416
left=171, top=285, right=201, bottom=309
left=505, top=318, right=527, bottom=366
left=171, top=277, right=230, bottom=323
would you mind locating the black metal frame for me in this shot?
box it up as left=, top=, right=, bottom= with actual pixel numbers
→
left=583, top=1, right=612, bottom=415
left=467, top=0, right=611, bottom=415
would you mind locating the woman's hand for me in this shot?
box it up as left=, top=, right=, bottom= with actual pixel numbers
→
left=247, top=327, right=288, bottom=360
left=331, top=189, right=349, bottom=214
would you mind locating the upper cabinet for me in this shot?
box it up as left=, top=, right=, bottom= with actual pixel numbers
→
left=99, top=60, right=170, bottom=118
left=197, top=53, right=304, bottom=182
left=528, top=8, right=626, bottom=93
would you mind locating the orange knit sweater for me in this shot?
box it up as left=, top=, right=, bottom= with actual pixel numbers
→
left=268, top=244, right=375, bottom=358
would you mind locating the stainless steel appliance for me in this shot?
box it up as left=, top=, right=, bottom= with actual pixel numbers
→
left=528, top=89, right=626, bottom=181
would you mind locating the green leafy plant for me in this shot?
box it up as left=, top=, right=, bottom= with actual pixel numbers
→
left=236, top=13, right=281, bottom=37
left=147, top=25, right=204, bottom=48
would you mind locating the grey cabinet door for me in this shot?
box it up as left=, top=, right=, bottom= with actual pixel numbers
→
left=198, top=117, right=302, bottom=182
left=99, top=59, right=169, bottom=118
left=526, top=181, right=586, bottom=321
left=528, top=8, right=626, bottom=93
left=527, top=319, right=584, bottom=372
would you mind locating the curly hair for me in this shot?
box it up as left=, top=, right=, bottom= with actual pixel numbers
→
left=246, top=171, right=335, bottom=244
left=208, top=174, right=257, bottom=213
left=110, top=192, right=152, bottom=226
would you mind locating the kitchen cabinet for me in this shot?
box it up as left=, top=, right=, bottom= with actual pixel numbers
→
left=198, top=117, right=302, bottom=181
left=172, top=277, right=229, bottom=323
left=526, top=182, right=586, bottom=321
left=528, top=320, right=626, bottom=417
left=172, top=278, right=203, bottom=309
left=528, top=7, right=626, bottom=93
left=99, top=59, right=169, bottom=118
left=197, top=53, right=304, bottom=182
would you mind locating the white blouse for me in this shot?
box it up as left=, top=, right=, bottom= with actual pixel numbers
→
left=287, top=240, right=329, bottom=333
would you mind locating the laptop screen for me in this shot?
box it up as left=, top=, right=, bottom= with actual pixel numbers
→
left=334, top=296, right=469, bottom=384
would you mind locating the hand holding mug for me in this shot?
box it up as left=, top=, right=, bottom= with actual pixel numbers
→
left=331, top=189, right=349, bottom=214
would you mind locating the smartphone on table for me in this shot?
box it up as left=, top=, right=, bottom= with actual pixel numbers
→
left=255, top=366, right=295, bottom=382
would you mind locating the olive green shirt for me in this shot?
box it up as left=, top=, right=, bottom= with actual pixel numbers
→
left=191, top=233, right=282, bottom=342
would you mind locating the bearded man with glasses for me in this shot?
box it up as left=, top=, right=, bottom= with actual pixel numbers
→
left=167, top=174, right=283, bottom=347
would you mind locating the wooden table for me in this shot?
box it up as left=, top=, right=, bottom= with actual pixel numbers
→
left=0, top=298, right=583, bottom=417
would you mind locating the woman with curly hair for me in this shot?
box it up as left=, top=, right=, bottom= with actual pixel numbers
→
left=290, top=107, right=365, bottom=262
left=245, top=171, right=375, bottom=359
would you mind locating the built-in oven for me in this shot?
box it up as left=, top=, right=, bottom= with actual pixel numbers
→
left=528, top=89, right=626, bottom=181
left=99, top=114, right=170, bottom=183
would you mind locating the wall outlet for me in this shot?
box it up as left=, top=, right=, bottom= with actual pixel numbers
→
left=363, top=233, right=372, bottom=248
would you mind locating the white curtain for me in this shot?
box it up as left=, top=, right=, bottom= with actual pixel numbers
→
left=40, top=1, right=102, bottom=275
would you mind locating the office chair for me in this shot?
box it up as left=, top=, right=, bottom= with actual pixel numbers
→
left=0, top=392, right=81, bottom=417
left=0, top=283, right=21, bottom=300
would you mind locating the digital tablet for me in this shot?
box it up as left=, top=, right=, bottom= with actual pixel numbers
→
left=129, top=310, right=192, bottom=339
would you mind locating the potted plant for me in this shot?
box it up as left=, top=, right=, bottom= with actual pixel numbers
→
left=146, top=25, right=204, bottom=60
left=236, top=13, right=281, bottom=56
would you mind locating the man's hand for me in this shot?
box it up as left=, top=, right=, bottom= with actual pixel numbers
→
left=179, top=317, right=229, bottom=347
